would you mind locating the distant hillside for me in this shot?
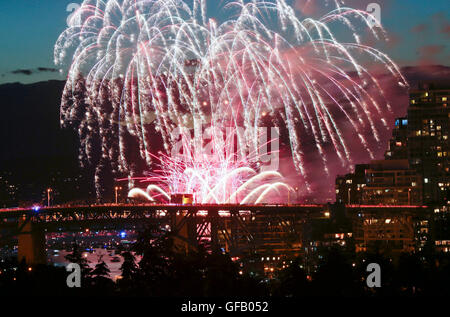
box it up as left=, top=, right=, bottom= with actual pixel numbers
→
left=0, top=80, right=78, bottom=165
left=0, top=80, right=92, bottom=204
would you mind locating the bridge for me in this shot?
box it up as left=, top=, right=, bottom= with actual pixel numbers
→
left=0, top=203, right=429, bottom=265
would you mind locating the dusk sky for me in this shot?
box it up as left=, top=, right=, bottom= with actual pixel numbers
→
left=0, top=0, right=449, bottom=85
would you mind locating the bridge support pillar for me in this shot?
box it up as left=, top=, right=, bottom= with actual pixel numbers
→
left=209, top=210, right=220, bottom=253
left=17, top=217, right=46, bottom=265
left=171, top=212, right=197, bottom=254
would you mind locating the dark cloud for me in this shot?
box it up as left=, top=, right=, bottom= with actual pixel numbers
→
left=9, top=67, right=59, bottom=76
left=412, top=24, right=427, bottom=33
left=431, top=12, right=450, bottom=38
left=441, top=24, right=450, bottom=37
left=11, top=69, right=33, bottom=75
left=294, top=0, right=321, bottom=16
left=419, top=45, right=446, bottom=55
left=37, top=67, right=58, bottom=73
left=417, top=45, right=446, bottom=64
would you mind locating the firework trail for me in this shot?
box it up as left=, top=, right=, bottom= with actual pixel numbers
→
left=55, top=0, right=407, bottom=200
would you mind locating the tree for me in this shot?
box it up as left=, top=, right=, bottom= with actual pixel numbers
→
left=91, top=256, right=114, bottom=290
left=92, top=257, right=110, bottom=279
left=117, top=251, right=139, bottom=294
left=132, top=226, right=177, bottom=295
left=203, top=252, right=240, bottom=297
left=311, top=246, right=362, bottom=296
left=120, top=251, right=138, bottom=281
left=394, top=253, right=426, bottom=296
left=273, top=257, right=310, bottom=297
left=64, top=241, right=92, bottom=280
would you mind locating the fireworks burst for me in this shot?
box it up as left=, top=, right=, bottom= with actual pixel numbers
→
left=126, top=135, right=290, bottom=204
left=55, top=0, right=407, bottom=200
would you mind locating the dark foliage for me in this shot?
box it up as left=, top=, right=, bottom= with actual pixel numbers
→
left=2, top=230, right=450, bottom=297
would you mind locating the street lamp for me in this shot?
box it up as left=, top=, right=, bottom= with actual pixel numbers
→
left=115, top=186, right=122, bottom=204
left=47, top=188, right=52, bottom=207
left=347, top=188, right=351, bottom=204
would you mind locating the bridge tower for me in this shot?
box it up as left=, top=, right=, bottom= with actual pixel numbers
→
left=17, top=216, right=46, bottom=265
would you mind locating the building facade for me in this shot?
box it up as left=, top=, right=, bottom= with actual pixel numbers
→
left=363, top=159, right=422, bottom=205
left=385, top=117, right=409, bottom=160
left=335, top=164, right=368, bottom=204
left=408, top=86, right=450, bottom=204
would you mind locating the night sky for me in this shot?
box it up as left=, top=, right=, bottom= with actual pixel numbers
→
left=0, top=0, right=449, bottom=85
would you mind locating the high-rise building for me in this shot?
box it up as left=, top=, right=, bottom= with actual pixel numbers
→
left=407, top=85, right=450, bottom=204
left=385, top=117, right=408, bottom=160
left=363, top=159, right=422, bottom=205
left=335, top=160, right=422, bottom=206
left=335, top=164, right=368, bottom=204
left=334, top=84, right=450, bottom=255
left=338, top=85, right=450, bottom=206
